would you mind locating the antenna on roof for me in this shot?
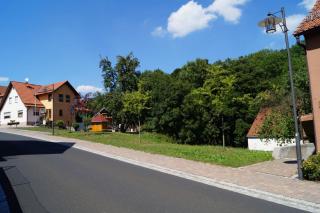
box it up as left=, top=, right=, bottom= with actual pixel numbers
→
left=25, top=78, right=29, bottom=84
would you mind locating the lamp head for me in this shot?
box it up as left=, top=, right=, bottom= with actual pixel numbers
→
left=258, top=16, right=282, bottom=34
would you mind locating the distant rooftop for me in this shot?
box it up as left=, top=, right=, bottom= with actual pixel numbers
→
left=0, top=86, right=7, bottom=97
left=294, top=0, right=320, bottom=36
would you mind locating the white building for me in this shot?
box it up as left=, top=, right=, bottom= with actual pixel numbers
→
left=0, top=81, right=44, bottom=126
left=247, top=108, right=295, bottom=151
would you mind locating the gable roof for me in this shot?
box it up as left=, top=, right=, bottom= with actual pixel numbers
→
left=0, top=80, right=80, bottom=110
left=91, top=114, right=112, bottom=123
left=11, top=81, right=44, bottom=107
left=0, top=86, right=7, bottom=97
left=36, top=81, right=80, bottom=97
left=247, top=108, right=272, bottom=138
left=36, top=81, right=67, bottom=95
left=294, top=0, right=320, bottom=36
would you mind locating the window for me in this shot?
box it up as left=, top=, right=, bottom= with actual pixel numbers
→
left=18, top=110, right=23, bottom=118
left=48, top=94, right=52, bottom=102
left=46, top=109, right=51, bottom=119
left=59, top=94, right=64, bottom=102
left=33, top=111, right=39, bottom=116
left=66, top=95, right=70, bottom=103
left=59, top=109, right=63, bottom=116
left=15, top=96, right=18, bottom=103
left=4, top=112, right=10, bottom=119
left=9, top=97, right=12, bottom=104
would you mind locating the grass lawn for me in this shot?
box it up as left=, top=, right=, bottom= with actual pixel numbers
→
left=19, top=127, right=272, bottom=167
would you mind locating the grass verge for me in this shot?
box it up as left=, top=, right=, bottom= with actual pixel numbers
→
left=19, top=127, right=272, bottom=167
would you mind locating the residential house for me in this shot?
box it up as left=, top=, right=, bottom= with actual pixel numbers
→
left=294, top=0, right=320, bottom=152
left=0, top=80, right=80, bottom=126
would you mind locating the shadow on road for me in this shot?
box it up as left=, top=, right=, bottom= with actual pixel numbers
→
left=0, top=139, right=74, bottom=162
left=0, top=167, right=22, bottom=213
left=0, top=136, right=74, bottom=212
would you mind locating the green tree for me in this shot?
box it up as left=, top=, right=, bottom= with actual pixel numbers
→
left=122, top=91, right=150, bottom=141
left=116, top=52, right=141, bottom=92
left=100, top=57, right=117, bottom=92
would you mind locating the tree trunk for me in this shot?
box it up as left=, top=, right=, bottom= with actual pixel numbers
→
left=222, top=116, right=225, bottom=148
left=139, top=117, right=141, bottom=143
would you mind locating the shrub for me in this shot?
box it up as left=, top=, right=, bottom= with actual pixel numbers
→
left=72, top=123, right=80, bottom=131
left=83, top=115, right=92, bottom=132
left=302, top=153, right=320, bottom=181
left=55, top=120, right=65, bottom=129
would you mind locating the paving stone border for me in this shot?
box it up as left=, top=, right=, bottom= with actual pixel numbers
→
left=1, top=128, right=319, bottom=212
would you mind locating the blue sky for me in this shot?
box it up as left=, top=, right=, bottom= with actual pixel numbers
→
left=0, top=0, right=316, bottom=93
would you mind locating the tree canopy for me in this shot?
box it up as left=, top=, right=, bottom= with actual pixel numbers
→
left=88, top=45, right=310, bottom=147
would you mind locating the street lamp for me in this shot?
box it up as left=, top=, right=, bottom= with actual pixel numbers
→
left=258, top=7, right=303, bottom=180
left=52, top=83, right=55, bottom=135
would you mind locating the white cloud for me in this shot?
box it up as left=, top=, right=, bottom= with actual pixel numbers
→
left=151, top=26, right=167, bottom=37
left=0, top=77, right=9, bottom=82
left=158, top=0, right=248, bottom=38
left=286, top=14, right=306, bottom=32
left=299, top=0, right=317, bottom=10
left=206, top=0, right=248, bottom=24
left=76, top=85, right=103, bottom=94
left=167, top=1, right=216, bottom=38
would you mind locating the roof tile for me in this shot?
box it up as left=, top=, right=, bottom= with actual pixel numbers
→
left=0, top=86, right=7, bottom=97
left=294, top=0, right=320, bottom=35
left=247, top=108, right=272, bottom=138
left=11, top=81, right=44, bottom=107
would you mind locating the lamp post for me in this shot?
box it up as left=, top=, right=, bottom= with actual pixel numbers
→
left=52, top=83, right=55, bottom=135
left=258, top=7, right=303, bottom=180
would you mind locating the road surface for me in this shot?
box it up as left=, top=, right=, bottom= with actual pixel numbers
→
left=0, top=132, right=306, bottom=213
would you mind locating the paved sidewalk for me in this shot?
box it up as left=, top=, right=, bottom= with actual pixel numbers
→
left=1, top=128, right=319, bottom=212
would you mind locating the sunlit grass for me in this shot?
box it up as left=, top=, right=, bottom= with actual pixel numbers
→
left=20, top=127, right=272, bottom=167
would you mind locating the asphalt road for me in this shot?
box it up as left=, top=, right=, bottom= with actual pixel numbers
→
left=0, top=132, right=307, bottom=213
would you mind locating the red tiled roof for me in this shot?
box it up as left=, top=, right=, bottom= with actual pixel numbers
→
left=294, top=0, right=320, bottom=35
left=91, top=114, right=112, bottom=123
left=0, top=80, right=79, bottom=109
left=0, top=86, right=7, bottom=97
left=247, top=108, right=272, bottom=138
left=11, top=81, right=44, bottom=107
left=36, top=81, right=67, bottom=95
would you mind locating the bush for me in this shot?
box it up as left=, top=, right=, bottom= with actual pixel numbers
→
left=55, top=120, right=65, bottom=129
left=72, top=123, right=80, bottom=131
left=302, top=153, right=320, bottom=181
left=83, top=115, right=92, bottom=132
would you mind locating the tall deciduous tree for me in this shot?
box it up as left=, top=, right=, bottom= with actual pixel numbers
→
left=100, top=57, right=117, bottom=92
left=115, top=53, right=141, bottom=92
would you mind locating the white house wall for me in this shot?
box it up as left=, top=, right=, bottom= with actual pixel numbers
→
left=248, top=138, right=295, bottom=151
left=0, top=87, right=28, bottom=126
left=27, top=107, right=41, bottom=125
